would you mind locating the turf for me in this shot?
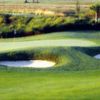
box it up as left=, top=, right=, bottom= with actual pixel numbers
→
left=0, top=31, right=100, bottom=71
left=0, top=70, right=100, bottom=100
left=0, top=39, right=97, bottom=52
left=0, top=31, right=100, bottom=42
left=0, top=47, right=100, bottom=71
left=0, top=0, right=99, bottom=100
left=0, top=31, right=100, bottom=99
left=0, top=31, right=100, bottom=53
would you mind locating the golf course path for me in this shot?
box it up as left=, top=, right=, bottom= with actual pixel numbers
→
left=0, top=39, right=97, bottom=52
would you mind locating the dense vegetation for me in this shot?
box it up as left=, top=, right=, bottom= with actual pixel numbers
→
left=0, top=14, right=99, bottom=38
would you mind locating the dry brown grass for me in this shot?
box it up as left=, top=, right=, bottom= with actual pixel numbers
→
left=0, top=4, right=91, bottom=16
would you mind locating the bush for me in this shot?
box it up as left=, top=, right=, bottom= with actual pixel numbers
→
left=0, top=14, right=99, bottom=38
left=0, top=16, right=4, bottom=24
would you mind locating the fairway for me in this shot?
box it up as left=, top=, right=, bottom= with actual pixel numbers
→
left=0, top=70, right=100, bottom=100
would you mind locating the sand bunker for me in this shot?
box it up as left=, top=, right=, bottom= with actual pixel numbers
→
left=94, top=54, right=100, bottom=59
left=0, top=60, right=55, bottom=68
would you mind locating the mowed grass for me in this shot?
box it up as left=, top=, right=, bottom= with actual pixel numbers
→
left=0, top=39, right=97, bottom=53
left=0, top=47, right=100, bottom=71
left=0, top=31, right=100, bottom=99
left=0, top=31, right=99, bottom=53
left=0, top=31, right=100, bottom=42
left=0, top=70, right=100, bottom=100
left=0, top=1, right=99, bottom=100
left=0, top=31, right=100, bottom=71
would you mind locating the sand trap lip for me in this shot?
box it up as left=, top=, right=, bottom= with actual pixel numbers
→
left=94, top=54, right=100, bottom=59
left=0, top=60, right=55, bottom=68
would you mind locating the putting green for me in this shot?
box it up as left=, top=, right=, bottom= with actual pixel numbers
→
left=0, top=39, right=97, bottom=52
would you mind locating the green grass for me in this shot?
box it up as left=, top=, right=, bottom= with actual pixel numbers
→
left=0, top=39, right=97, bottom=53
left=0, top=47, right=100, bottom=71
left=0, top=31, right=100, bottom=99
left=0, top=31, right=100, bottom=42
left=0, top=0, right=99, bottom=100
left=0, top=31, right=100, bottom=71
left=0, top=31, right=99, bottom=53
left=0, top=70, right=100, bottom=100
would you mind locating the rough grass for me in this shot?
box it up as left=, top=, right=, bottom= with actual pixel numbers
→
left=0, top=1, right=92, bottom=16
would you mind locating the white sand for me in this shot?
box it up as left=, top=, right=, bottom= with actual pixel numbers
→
left=0, top=60, right=55, bottom=68
left=94, top=54, right=100, bottom=59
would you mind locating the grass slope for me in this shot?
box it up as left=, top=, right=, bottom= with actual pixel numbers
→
left=0, top=31, right=100, bottom=71
left=0, top=47, right=100, bottom=71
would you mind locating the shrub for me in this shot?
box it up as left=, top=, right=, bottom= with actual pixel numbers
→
left=0, top=16, right=4, bottom=24
left=0, top=14, right=99, bottom=38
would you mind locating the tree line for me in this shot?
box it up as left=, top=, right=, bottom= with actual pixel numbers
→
left=76, top=0, right=100, bottom=23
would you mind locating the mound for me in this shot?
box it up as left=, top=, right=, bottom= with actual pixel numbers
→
left=0, top=47, right=100, bottom=71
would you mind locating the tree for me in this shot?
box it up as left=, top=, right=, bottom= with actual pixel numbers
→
left=90, top=3, right=100, bottom=22
left=24, top=0, right=28, bottom=3
left=76, top=0, right=80, bottom=19
left=24, top=0, right=39, bottom=3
